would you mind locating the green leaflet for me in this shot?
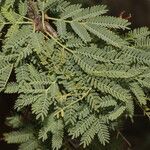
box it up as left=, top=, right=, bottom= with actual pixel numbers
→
left=126, top=99, right=134, bottom=117
left=80, top=119, right=100, bottom=147
left=0, top=63, right=13, bottom=92
left=37, top=0, right=58, bottom=11
left=39, top=115, right=64, bottom=150
left=75, top=46, right=131, bottom=64
left=84, top=24, right=128, bottom=47
left=0, top=14, right=5, bottom=31
left=52, top=130, right=64, bottom=150
left=85, top=16, right=130, bottom=29
left=137, top=78, right=150, bottom=88
left=70, top=117, right=110, bottom=148
left=99, top=95, right=117, bottom=108
left=4, top=82, right=19, bottom=93
left=51, top=120, right=64, bottom=150
left=122, top=46, right=150, bottom=65
left=97, top=122, right=110, bottom=146
left=60, top=4, right=82, bottom=19
left=135, top=37, right=150, bottom=49
left=15, top=44, right=33, bottom=66
left=1, top=7, right=23, bottom=23
left=5, top=23, right=20, bottom=38
left=56, top=0, right=71, bottom=12
left=70, top=22, right=91, bottom=42
left=6, top=115, right=23, bottom=128
left=15, top=65, right=30, bottom=83
left=109, top=106, right=126, bottom=121
left=55, top=20, right=67, bottom=37
left=4, top=26, right=33, bottom=50
left=38, top=115, right=56, bottom=141
left=89, top=77, right=131, bottom=102
left=2, top=0, right=16, bottom=7
left=87, top=92, right=102, bottom=112
left=74, top=53, right=145, bottom=78
left=66, top=36, right=84, bottom=48
left=18, top=1, right=28, bottom=16
left=31, top=93, right=53, bottom=120
left=128, top=27, right=150, bottom=40
left=18, top=139, right=39, bottom=150
left=130, top=82, right=147, bottom=105
left=31, top=32, right=45, bottom=54
left=68, top=115, right=97, bottom=138
left=64, top=104, right=78, bottom=125
left=15, top=94, right=36, bottom=110
left=4, top=130, right=34, bottom=144
left=73, top=5, right=108, bottom=21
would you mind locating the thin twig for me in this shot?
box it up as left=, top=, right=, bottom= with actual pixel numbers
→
left=54, top=88, right=92, bottom=117
left=117, top=130, right=132, bottom=148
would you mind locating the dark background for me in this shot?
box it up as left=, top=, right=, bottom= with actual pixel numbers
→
left=0, top=0, right=150, bottom=149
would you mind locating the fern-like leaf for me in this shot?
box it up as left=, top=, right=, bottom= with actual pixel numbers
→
left=18, top=0, right=28, bottom=16
left=84, top=24, right=128, bottom=47
left=60, top=4, right=82, bottom=19
left=55, top=20, right=67, bottom=37
left=18, top=139, right=39, bottom=150
left=97, top=122, right=110, bottom=146
left=73, top=5, right=108, bottom=21
left=130, top=82, right=147, bottom=105
left=4, top=130, right=34, bottom=144
left=0, top=63, right=13, bottom=92
left=70, top=22, right=91, bottom=42
left=108, top=106, right=126, bottom=120
left=89, top=77, right=131, bottom=102
left=86, top=16, right=130, bottom=29
left=68, top=115, right=97, bottom=139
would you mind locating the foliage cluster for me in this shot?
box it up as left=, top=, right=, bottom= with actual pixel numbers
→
left=0, top=0, right=150, bottom=149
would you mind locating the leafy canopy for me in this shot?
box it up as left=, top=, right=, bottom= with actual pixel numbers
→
left=0, top=0, right=150, bottom=149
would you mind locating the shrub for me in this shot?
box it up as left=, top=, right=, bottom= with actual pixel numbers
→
left=0, top=0, right=150, bottom=149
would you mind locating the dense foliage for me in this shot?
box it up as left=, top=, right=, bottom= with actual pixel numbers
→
left=0, top=0, right=150, bottom=149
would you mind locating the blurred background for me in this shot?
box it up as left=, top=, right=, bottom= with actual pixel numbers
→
left=95, top=0, right=150, bottom=28
left=69, top=0, right=150, bottom=27
left=0, top=0, right=150, bottom=150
